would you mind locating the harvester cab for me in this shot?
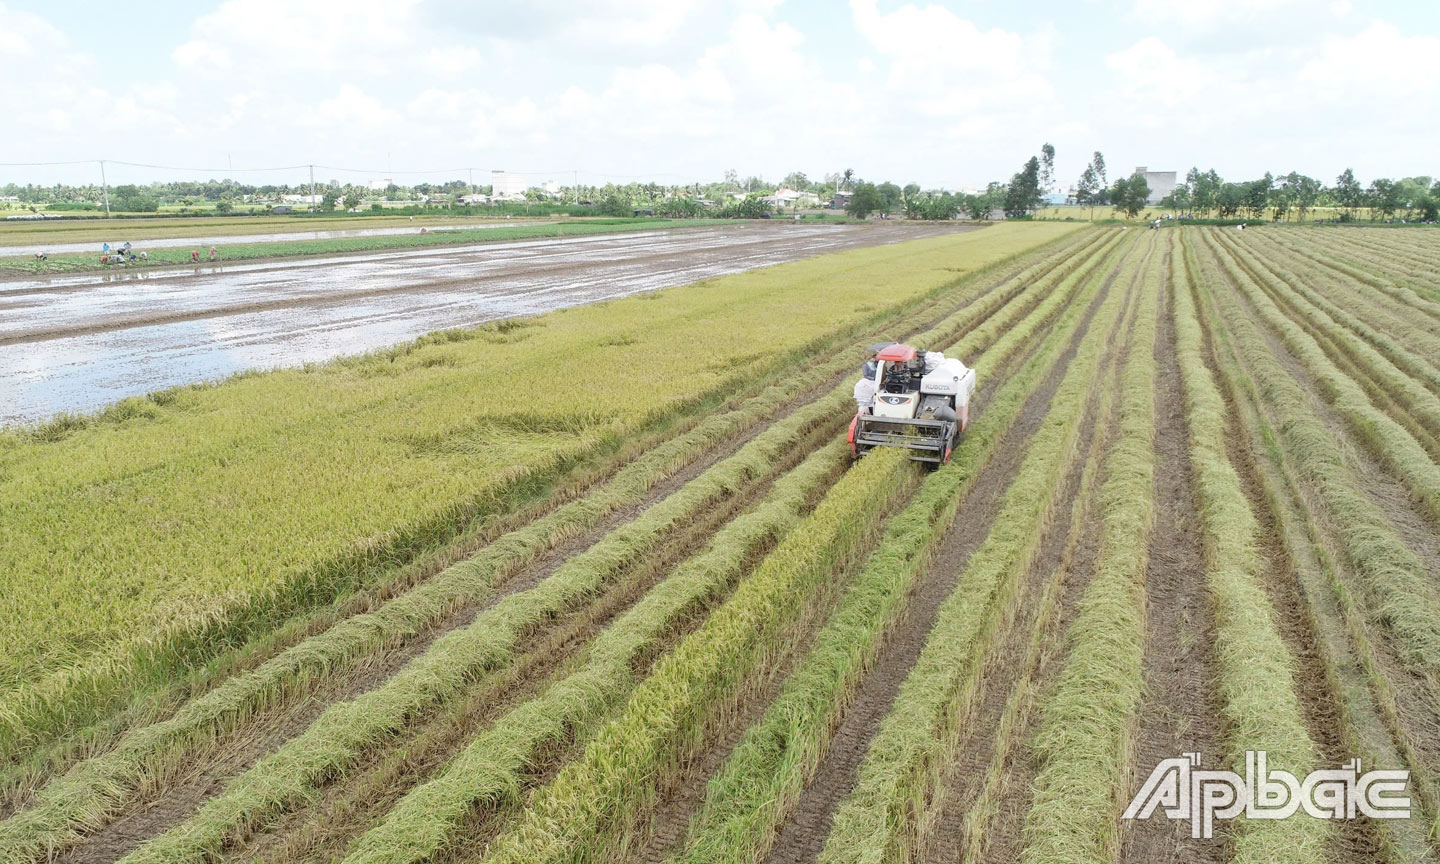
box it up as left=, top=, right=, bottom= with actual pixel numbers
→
left=848, top=343, right=976, bottom=466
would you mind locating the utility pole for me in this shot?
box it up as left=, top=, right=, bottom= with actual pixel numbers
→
left=468, top=167, right=474, bottom=196
left=98, top=159, right=111, bottom=218
left=574, top=170, right=579, bottom=205
left=309, top=164, right=316, bottom=212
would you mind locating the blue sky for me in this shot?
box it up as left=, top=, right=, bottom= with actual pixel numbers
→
left=4, top=0, right=1438, bottom=191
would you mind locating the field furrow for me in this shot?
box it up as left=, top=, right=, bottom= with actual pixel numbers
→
left=1211, top=231, right=1440, bottom=459
left=0, top=225, right=1106, bottom=863
left=5, top=223, right=1439, bottom=864
left=921, top=234, right=1155, bottom=864
left=1191, top=233, right=1440, bottom=852
left=813, top=232, right=1142, bottom=864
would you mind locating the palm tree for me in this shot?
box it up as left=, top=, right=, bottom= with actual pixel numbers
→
left=841, top=168, right=855, bottom=192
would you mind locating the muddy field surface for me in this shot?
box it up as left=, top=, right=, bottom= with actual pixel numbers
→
left=0, top=222, right=970, bottom=425
left=0, top=222, right=537, bottom=258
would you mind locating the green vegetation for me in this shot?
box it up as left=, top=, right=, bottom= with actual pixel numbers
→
left=1174, top=235, right=1326, bottom=863
left=6, top=223, right=1438, bottom=864
left=818, top=232, right=1140, bottom=864
left=480, top=448, right=915, bottom=864
left=670, top=221, right=1124, bottom=864
left=1020, top=235, right=1162, bottom=864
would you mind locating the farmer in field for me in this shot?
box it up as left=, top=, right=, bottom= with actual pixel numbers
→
left=192, top=249, right=200, bottom=263
left=853, top=342, right=892, bottom=414
left=209, top=246, right=218, bottom=262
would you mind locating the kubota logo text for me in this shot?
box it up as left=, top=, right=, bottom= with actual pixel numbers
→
left=1123, top=751, right=1410, bottom=839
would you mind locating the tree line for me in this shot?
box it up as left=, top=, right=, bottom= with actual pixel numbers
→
left=6, top=156, right=1438, bottom=223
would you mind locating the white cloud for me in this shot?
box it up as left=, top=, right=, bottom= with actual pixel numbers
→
left=1, top=1, right=1435, bottom=189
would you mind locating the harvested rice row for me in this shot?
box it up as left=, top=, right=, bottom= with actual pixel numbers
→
left=0, top=224, right=1087, bottom=766
left=1172, top=234, right=1327, bottom=864
left=106, top=228, right=1118, bottom=864
left=341, top=438, right=851, bottom=864
left=1188, top=233, right=1440, bottom=689
left=1017, top=233, right=1164, bottom=864
left=329, top=226, right=1125, bottom=864
left=1240, top=233, right=1440, bottom=386
left=1198, top=247, right=1440, bottom=861
left=469, top=233, right=1131, bottom=864
left=0, top=228, right=1104, bottom=864
left=1199, top=229, right=1440, bottom=525
left=950, top=271, right=1133, bottom=864
left=1268, top=230, right=1440, bottom=322
left=665, top=228, right=1127, bottom=864
left=815, top=232, right=1143, bottom=864
left=478, top=447, right=918, bottom=864
left=0, top=357, right=846, bottom=864
left=1214, top=231, right=1440, bottom=448
left=94, top=390, right=871, bottom=864
left=1243, top=233, right=1440, bottom=371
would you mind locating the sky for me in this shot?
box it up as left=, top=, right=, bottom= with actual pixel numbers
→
left=3, top=0, right=1438, bottom=192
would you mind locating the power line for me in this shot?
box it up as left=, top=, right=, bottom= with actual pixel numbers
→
left=0, top=159, right=98, bottom=167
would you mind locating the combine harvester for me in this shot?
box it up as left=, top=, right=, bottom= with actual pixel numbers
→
left=849, top=342, right=975, bottom=466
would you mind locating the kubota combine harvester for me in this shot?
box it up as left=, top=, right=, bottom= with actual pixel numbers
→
left=848, top=342, right=976, bottom=466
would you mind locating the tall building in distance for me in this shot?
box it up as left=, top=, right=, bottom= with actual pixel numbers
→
left=1134, top=167, right=1178, bottom=204
left=490, top=170, right=529, bottom=200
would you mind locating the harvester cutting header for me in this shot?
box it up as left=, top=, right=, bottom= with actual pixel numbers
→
left=849, top=342, right=975, bottom=465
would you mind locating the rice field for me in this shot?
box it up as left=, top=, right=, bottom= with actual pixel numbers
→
left=2, top=222, right=1439, bottom=864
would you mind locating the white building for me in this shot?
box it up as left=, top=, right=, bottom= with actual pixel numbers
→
left=368, top=178, right=394, bottom=191
left=762, top=188, right=821, bottom=208
left=1134, top=167, right=1178, bottom=204
left=281, top=194, right=324, bottom=205
left=459, top=193, right=490, bottom=205
left=491, top=170, right=528, bottom=201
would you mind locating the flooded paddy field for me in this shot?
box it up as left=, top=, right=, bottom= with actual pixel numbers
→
left=0, top=221, right=975, bottom=424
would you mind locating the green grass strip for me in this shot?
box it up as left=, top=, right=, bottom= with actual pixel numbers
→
left=480, top=448, right=916, bottom=864
left=816, top=233, right=1141, bottom=864
left=1190, top=232, right=1440, bottom=685
left=1018, top=234, right=1164, bottom=864
left=667, top=226, right=1120, bottom=864
left=1174, top=234, right=1326, bottom=864
left=343, top=438, right=848, bottom=864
